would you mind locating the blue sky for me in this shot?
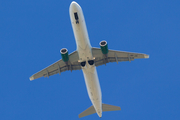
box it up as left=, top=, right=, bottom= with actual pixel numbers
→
left=0, top=0, right=180, bottom=120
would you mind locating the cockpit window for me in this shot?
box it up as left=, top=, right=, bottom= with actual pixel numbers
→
left=74, top=12, right=79, bottom=20
left=88, top=60, right=94, bottom=65
left=74, top=12, right=79, bottom=24
left=81, top=61, right=86, bottom=67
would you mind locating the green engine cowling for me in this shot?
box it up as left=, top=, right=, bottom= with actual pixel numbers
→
left=60, top=48, right=69, bottom=62
left=100, top=40, right=108, bottom=54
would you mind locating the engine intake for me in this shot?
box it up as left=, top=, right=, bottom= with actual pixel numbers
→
left=100, top=40, right=108, bottom=54
left=60, top=48, right=69, bottom=62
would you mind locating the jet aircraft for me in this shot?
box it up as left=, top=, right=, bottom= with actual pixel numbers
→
left=30, top=1, right=149, bottom=118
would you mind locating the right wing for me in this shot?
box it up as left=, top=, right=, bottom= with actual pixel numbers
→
left=92, top=47, right=149, bottom=67
left=29, top=51, right=81, bottom=81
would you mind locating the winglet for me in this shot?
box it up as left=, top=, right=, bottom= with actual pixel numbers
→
left=144, top=54, right=149, bottom=58
left=29, top=76, right=34, bottom=81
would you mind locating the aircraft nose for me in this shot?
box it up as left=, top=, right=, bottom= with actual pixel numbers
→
left=70, top=1, right=81, bottom=11
left=71, top=1, right=77, bottom=5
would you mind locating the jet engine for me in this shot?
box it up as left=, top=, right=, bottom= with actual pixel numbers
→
left=60, top=48, right=69, bottom=62
left=99, top=40, right=109, bottom=54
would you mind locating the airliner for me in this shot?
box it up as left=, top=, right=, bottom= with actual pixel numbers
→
left=29, top=1, right=149, bottom=118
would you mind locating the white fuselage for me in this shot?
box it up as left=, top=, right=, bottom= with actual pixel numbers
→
left=69, top=2, right=102, bottom=117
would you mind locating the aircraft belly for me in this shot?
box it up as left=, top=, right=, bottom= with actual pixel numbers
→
left=70, top=2, right=102, bottom=117
left=82, top=66, right=102, bottom=116
left=71, top=19, right=92, bottom=60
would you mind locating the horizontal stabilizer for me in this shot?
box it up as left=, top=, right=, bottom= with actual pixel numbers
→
left=78, top=105, right=96, bottom=118
left=102, top=103, right=121, bottom=112
left=78, top=104, right=121, bottom=118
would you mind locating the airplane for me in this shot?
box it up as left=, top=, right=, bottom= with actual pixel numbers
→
left=29, top=1, right=149, bottom=118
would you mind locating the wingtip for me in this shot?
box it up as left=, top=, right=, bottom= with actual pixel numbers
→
left=144, top=54, right=149, bottom=58
left=29, top=76, right=34, bottom=81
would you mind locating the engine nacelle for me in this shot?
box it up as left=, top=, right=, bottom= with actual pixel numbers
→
left=99, top=40, right=108, bottom=54
left=60, top=48, right=69, bottom=62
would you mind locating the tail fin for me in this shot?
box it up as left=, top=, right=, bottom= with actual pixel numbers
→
left=78, top=104, right=121, bottom=118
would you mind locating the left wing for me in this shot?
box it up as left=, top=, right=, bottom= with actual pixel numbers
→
left=92, top=47, right=149, bottom=67
left=30, top=51, right=81, bottom=81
